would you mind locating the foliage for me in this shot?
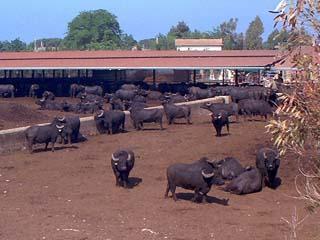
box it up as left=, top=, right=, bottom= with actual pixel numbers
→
left=63, top=9, right=122, bottom=50
left=266, top=0, right=320, bottom=206
left=264, top=29, right=290, bottom=49
left=245, top=16, right=265, bottom=49
left=0, top=38, right=27, bottom=52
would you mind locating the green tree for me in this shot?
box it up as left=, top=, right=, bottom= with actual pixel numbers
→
left=264, top=29, right=289, bottom=49
left=63, top=9, right=122, bottom=50
left=120, top=34, right=137, bottom=50
left=211, top=18, right=243, bottom=50
left=168, top=21, right=190, bottom=39
left=245, top=16, right=264, bottom=49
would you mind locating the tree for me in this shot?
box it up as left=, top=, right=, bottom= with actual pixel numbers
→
left=63, top=9, right=122, bottom=50
left=266, top=0, right=320, bottom=207
left=264, top=29, right=289, bottom=49
left=245, top=16, right=264, bottom=49
left=211, top=18, right=244, bottom=50
left=168, top=21, right=190, bottom=39
left=120, top=34, right=137, bottom=50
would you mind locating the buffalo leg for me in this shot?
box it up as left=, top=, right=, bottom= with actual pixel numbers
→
left=44, top=142, right=49, bottom=151
left=226, top=123, right=230, bottom=134
left=51, top=142, right=55, bottom=152
left=169, top=184, right=177, bottom=201
left=191, top=190, right=200, bottom=202
left=160, top=120, right=163, bottom=130
left=164, top=183, right=170, bottom=198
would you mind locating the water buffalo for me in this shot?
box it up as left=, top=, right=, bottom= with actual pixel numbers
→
left=256, top=147, right=280, bottom=188
left=238, top=99, right=273, bottom=120
left=115, top=89, right=137, bottom=101
left=215, top=157, right=247, bottom=180
left=147, top=90, right=163, bottom=101
left=70, top=83, right=83, bottom=98
left=25, top=123, right=65, bottom=153
left=164, top=93, right=188, bottom=103
left=165, top=157, right=217, bottom=203
left=110, top=97, right=125, bottom=111
left=129, top=106, right=163, bottom=130
left=0, top=84, right=15, bottom=98
left=111, top=149, right=135, bottom=188
left=201, top=102, right=239, bottom=121
left=94, top=109, right=125, bottom=134
left=52, top=116, right=80, bottom=144
left=29, top=84, right=40, bottom=98
left=84, top=85, right=103, bottom=96
left=35, top=98, right=63, bottom=111
left=224, top=168, right=262, bottom=195
left=188, top=86, right=214, bottom=100
left=120, top=84, right=138, bottom=91
left=75, top=100, right=102, bottom=114
left=211, top=110, right=229, bottom=137
left=162, top=101, right=191, bottom=124
left=42, top=91, right=55, bottom=101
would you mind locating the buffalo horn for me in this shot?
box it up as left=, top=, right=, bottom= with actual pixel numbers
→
left=201, top=170, right=214, bottom=178
left=97, top=110, right=104, bottom=118
left=127, top=153, right=131, bottom=161
left=58, top=116, right=66, bottom=122
left=56, top=125, right=64, bottom=129
left=263, top=152, right=267, bottom=159
left=112, top=154, right=119, bottom=161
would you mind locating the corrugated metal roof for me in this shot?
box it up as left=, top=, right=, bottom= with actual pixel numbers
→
left=0, top=50, right=279, bottom=70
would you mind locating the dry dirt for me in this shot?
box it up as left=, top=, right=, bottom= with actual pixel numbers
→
left=0, top=98, right=319, bottom=240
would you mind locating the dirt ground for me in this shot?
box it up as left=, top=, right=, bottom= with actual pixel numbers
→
left=0, top=99, right=319, bottom=240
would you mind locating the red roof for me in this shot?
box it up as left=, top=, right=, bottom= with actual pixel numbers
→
left=0, top=50, right=279, bottom=70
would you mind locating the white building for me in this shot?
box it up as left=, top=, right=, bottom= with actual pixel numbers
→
left=175, top=38, right=223, bottom=51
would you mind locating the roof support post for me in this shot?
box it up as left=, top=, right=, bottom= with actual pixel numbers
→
left=4, top=70, right=7, bottom=79
left=193, top=70, right=196, bottom=84
left=53, top=69, right=56, bottom=78
left=235, top=69, right=239, bottom=86
left=32, top=70, right=35, bottom=79
left=8, top=70, right=12, bottom=79
left=222, top=69, right=225, bottom=85
left=42, top=70, right=45, bottom=79
left=153, top=69, right=156, bottom=88
left=21, top=70, right=24, bottom=78
left=115, top=70, right=118, bottom=81
left=85, top=69, right=88, bottom=78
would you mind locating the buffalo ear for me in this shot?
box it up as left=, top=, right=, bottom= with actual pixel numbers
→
left=275, top=158, right=280, bottom=167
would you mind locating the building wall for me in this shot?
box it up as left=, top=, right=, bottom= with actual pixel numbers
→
left=176, top=46, right=222, bottom=51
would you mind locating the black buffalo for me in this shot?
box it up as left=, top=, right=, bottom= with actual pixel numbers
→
left=0, top=84, right=15, bottom=98
left=29, top=84, right=40, bottom=98
left=238, top=99, right=273, bottom=120
left=52, top=116, right=81, bottom=144
left=211, top=110, right=229, bottom=137
left=35, top=98, right=63, bottom=111
left=25, top=123, right=65, bottom=153
left=42, top=91, right=55, bottom=101
left=256, top=147, right=280, bottom=188
left=215, top=157, right=247, bottom=180
left=111, top=149, right=135, bottom=188
left=224, top=168, right=262, bottom=195
left=162, top=101, right=191, bottom=124
left=201, top=102, right=239, bottom=121
left=94, top=109, right=125, bottom=134
left=165, top=157, right=217, bottom=203
left=115, top=89, right=137, bottom=101
left=129, top=106, right=163, bottom=130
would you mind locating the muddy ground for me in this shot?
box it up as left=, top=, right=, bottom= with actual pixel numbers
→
left=0, top=98, right=319, bottom=240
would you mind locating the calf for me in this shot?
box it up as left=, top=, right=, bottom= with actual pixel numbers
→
left=224, top=168, right=262, bottom=195
left=111, top=149, right=135, bottom=188
left=162, top=101, right=191, bottom=124
left=256, top=147, right=280, bottom=188
left=211, top=110, right=229, bottom=137
left=165, top=158, right=217, bottom=203
left=25, top=123, right=65, bottom=153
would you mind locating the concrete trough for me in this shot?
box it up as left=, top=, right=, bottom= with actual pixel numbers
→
left=0, top=96, right=230, bottom=154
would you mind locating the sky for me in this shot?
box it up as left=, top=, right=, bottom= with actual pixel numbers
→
left=0, top=0, right=281, bottom=43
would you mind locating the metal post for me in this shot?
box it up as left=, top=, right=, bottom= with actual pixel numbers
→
left=21, top=70, right=24, bottom=78
left=193, top=70, right=196, bottom=84
left=42, top=70, right=45, bottom=78
left=85, top=69, right=88, bottom=78
left=9, top=70, right=12, bottom=78
left=115, top=70, right=118, bottom=81
left=53, top=70, right=56, bottom=78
